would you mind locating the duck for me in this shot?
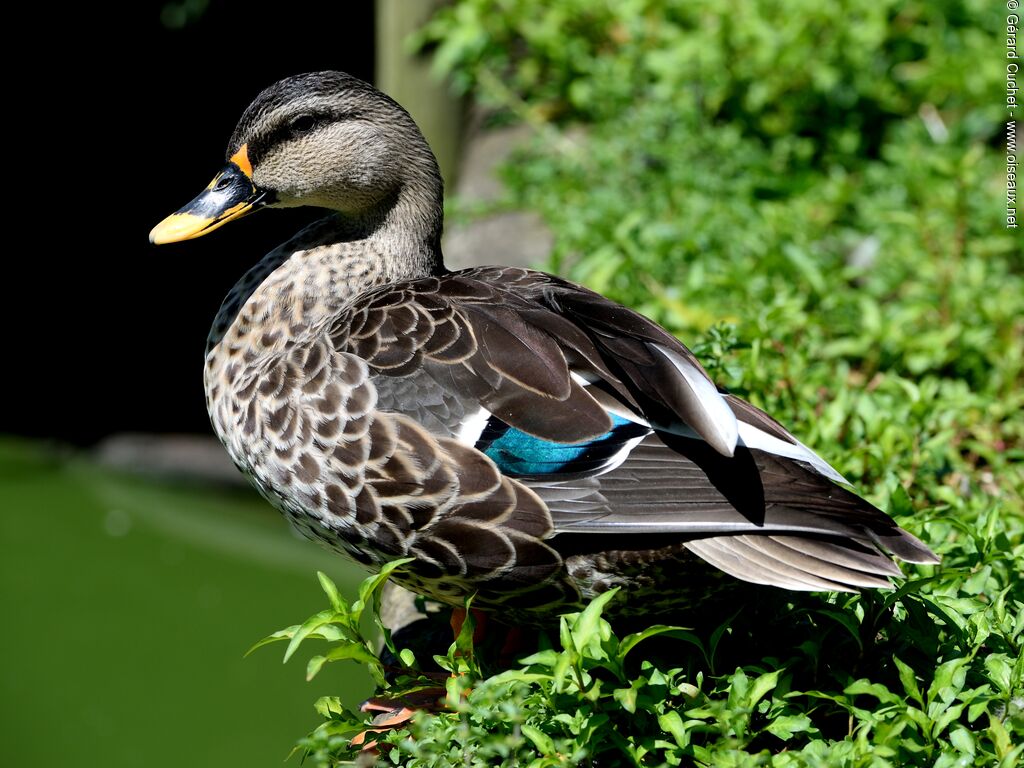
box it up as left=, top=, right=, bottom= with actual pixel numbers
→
left=150, top=71, right=937, bottom=623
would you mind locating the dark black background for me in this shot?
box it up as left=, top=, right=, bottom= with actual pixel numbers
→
left=18, top=2, right=375, bottom=443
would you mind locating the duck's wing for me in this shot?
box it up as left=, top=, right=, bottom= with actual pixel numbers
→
left=331, top=267, right=738, bottom=454
left=328, top=267, right=936, bottom=592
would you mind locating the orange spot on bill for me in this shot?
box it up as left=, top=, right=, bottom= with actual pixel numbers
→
left=230, top=144, right=253, bottom=178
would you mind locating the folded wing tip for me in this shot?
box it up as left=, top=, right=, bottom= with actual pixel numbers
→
left=652, top=343, right=738, bottom=457
left=873, top=529, right=940, bottom=565
left=708, top=428, right=737, bottom=458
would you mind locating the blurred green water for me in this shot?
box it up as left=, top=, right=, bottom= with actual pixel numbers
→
left=0, top=439, right=372, bottom=767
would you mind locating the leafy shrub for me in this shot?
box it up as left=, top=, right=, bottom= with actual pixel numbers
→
left=264, top=550, right=1022, bottom=766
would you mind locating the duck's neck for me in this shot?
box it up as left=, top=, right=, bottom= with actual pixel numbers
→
left=348, top=171, right=446, bottom=281
left=207, top=174, right=445, bottom=359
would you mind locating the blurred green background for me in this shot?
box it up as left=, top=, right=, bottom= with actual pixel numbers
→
left=0, top=440, right=371, bottom=767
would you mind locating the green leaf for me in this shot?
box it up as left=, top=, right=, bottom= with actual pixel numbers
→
left=893, top=656, right=924, bottom=707
left=927, top=657, right=968, bottom=707
left=988, top=713, right=1015, bottom=760
left=316, top=571, right=343, bottom=612
left=984, top=653, right=1013, bottom=693
left=844, top=679, right=904, bottom=707
left=613, top=685, right=638, bottom=714
left=931, top=702, right=965, bottom=737
left=520, top=724, right=556, bottom=755
left=949, top=726, right=976, bottom=755
left=658, top=710, right=689, bottom=748
left=451, top=595, right=478, bottom=664
left=245, top=627, right=296, bottom=657
left=517, top=649, right=560, bottom=668
left=311, top=696, right=365, bottom=733
left=736, top=669, right=781, bottom=710
left=322, top=642, right=378, bottom=666
left=306, top=655, right=326, bottom=681
left=569, top=588, right=618, bottom=650
left=282, top=609, right=336, bottom=663
left=765, top=714, right=814, bottom=741
left=354, top=557, right=415, bottom=621
left=617, top=624, right=695, bottom=661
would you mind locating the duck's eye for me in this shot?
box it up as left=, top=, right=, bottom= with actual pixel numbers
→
left=289, top=115, right=318, bottom=136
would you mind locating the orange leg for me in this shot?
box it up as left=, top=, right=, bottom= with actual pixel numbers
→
left=354, top=690, right=448, bottom=752
left=350, top=608, right=511, bottom=752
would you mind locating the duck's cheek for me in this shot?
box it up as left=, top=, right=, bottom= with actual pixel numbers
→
left=253, top=166, right=386, bottom=213
left=250, top=148, right=317, bottom=205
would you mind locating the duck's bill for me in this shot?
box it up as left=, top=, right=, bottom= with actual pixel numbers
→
left=149, top=160, right=271, bottom=245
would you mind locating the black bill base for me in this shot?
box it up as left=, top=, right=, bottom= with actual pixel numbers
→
left=150, top=160, right=270, bottom=244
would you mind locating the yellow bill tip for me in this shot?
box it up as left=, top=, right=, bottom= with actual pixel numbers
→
left=149, top=212, right=215, bottom=245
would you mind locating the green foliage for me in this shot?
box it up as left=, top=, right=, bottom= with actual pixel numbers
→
left=249, top=559, right=415, bottom=689
left=265, top=551, right=1023, bottom=766
left=256, top=1, right=1022, bottom=765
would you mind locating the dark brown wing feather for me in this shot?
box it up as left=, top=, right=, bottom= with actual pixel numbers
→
left=474, top=268, right=740, bottom=455
left=331, top=267, right=736, bottom=451
left=331, top=272, right=616, bottom=443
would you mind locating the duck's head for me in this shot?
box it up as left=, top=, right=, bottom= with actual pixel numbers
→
left=150, top=71, right=442, bottom=245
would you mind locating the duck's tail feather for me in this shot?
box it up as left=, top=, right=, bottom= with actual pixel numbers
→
left=534, top=430, right=938, bottom=590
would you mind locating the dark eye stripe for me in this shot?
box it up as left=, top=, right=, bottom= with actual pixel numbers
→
left=245, top=110, right=361, bottom=167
